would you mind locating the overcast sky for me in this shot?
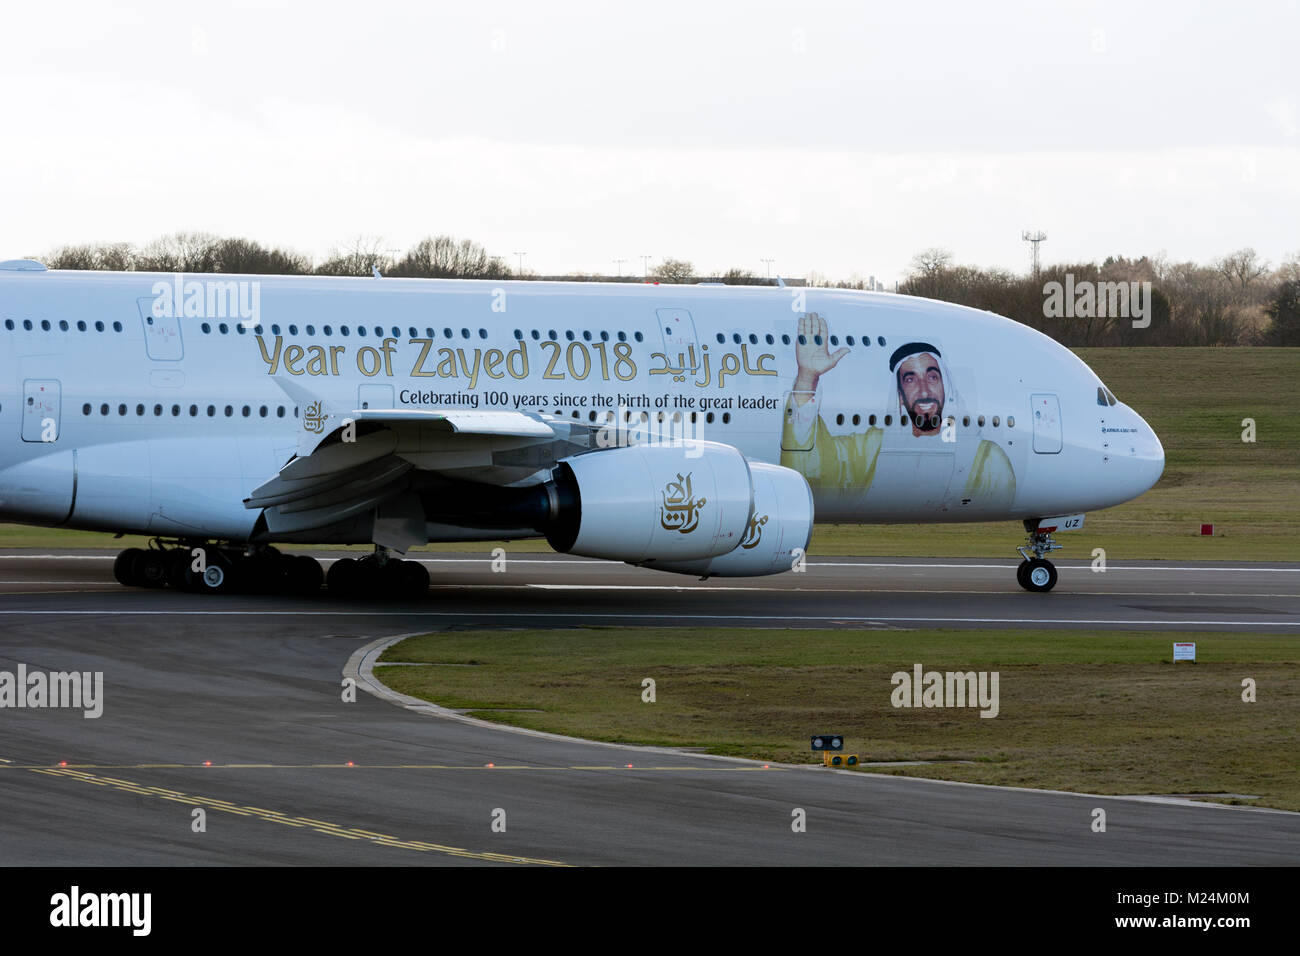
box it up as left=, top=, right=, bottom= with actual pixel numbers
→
left=2, top=0, right=1295, bottom=283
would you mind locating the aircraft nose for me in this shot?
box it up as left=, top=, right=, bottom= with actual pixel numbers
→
left=1114, top=410, right=1164, bottom=499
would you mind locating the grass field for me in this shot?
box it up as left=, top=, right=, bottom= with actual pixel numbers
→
left=377, top=627, right=1300, bottom=811
left=2, top=347, right=1297, bottom=559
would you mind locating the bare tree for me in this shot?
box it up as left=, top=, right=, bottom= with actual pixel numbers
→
left=651, top=258, right=694, bottom=283
left=908, top=247, right=953, bottom=279
left=44, top=242, right=133, bottom=271
left=1216, top=247, right=1269, bottom=293
left=315, top=236, right=391, bottom=277
left=390, top=236, right=510, bottom=279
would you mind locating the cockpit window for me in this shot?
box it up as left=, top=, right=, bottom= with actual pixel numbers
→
left=1097, top=386, right=1118, bottom=407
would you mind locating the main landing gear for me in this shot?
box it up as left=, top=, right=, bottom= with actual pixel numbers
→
left=1016, top=520, right=1061, bottom=593
left=113, top=542, right=324, bottom=596
left=325, top=546, right=430, bottom=598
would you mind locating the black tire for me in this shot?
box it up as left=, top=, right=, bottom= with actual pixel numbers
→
left=1016, top=560, right=1031, bottom=590
left=292, top=555, right=324, bottom=595
left=133, top=550, right=169, bottom=589
left=326, top=558, right=359, bottom=596
left=394, top=559, right=429, bottom=597
left=1023, top=558, right=1057, bottom=593
left=166, top=551, right=191, bottom=589
left=114, top=548, right=144, bottom=587
left=185, top=553, right=235, bottom=594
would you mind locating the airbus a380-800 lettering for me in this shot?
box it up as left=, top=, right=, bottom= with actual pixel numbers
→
left=0, top=260, right=1164, bottom=595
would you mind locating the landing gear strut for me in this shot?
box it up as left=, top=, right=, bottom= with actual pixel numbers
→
left=1016, top=520, right=1060, bottom=593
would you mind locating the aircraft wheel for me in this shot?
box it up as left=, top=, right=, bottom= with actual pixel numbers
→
left=166, top=550, right=191, bottom=589
left=114, top=548, right=144, bottom=587
left=291, top=555, right=324, bottom=595
left=326, top=558, right=360, bottom=596
left=133, top=550, right=170, bottom=589
left=186, top=554, right=235, bottom=594
left=1022, top=558, right=1057, bottom=593
left=393, top=559, right=429, bottom=597
left=1016, top=560, right=1031, bottom=590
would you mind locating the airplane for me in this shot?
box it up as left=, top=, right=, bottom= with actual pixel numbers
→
left=0, top=259, right=1164, bottom=595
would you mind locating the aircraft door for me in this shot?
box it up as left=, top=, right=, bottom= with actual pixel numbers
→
left=656, top=308, right=700, bottom=374
left=22, top=379, right=61, bottom=443
left=137, top=297, right=184, bottom=360
left=1031, top=393, right=1063, bottom=454
left=358, top=384, right=395, bottom=409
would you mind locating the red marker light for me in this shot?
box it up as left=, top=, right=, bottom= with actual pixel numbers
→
left=346, top=761, right=354, bottom=767
left=626, top=763, right=634, bottom=769
left=58, top=760, right=67, bottom=767
left=486, top=762, right=495, bottom=768
left=202, top=760, right=212, bottom=767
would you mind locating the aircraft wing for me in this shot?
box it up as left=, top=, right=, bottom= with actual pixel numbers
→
left=244, top=394, right=596, bottom=549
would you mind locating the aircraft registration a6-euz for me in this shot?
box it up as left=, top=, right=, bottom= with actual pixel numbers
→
left=0, top=260, right=1164, bottom=595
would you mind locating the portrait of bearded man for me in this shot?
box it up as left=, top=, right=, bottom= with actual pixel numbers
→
left=779, top=313, right=1015, bottom=514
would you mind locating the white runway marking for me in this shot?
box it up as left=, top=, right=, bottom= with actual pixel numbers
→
left=0, top=609, right=1295, bottom=626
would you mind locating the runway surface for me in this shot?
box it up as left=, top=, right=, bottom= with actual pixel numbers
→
left=1, top=550, right=1298, bottom=865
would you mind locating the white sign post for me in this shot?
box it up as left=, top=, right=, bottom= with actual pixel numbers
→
left=1173, top=642, right=1196, bottom=662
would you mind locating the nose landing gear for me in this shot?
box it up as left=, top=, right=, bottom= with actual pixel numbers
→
left=1016, top=520, right=1061, bottom=593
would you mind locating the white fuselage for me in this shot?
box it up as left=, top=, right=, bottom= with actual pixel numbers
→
left=0, top=269, right=1164, bottom=543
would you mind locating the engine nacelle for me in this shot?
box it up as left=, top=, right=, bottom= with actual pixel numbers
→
left=547, top=441, right=754, bottom=564
left=651, top=461, right=814, bottom=577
